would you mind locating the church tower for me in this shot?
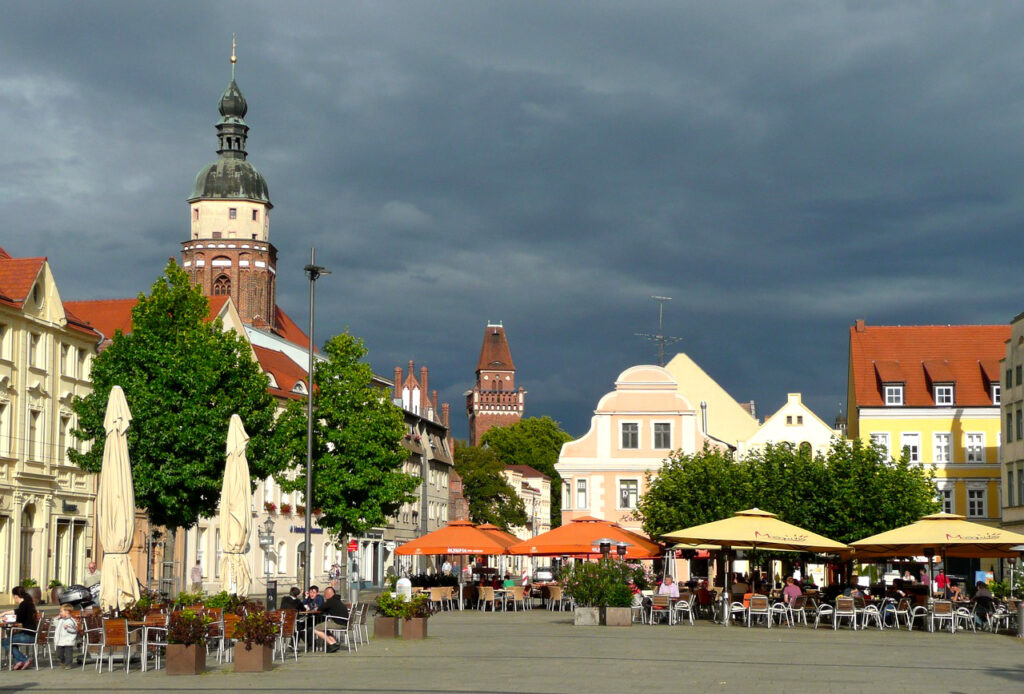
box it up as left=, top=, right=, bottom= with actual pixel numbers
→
left=466, top=322, right=525, bottom=445
left=181, top=40, right=278, bottom=329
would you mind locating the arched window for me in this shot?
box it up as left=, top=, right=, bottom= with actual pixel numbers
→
left=212, top=275, right=231, bottom=296
left=798, top=441, right=813, bottom=458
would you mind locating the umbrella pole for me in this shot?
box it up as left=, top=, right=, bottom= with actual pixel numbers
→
left=928, top=556, right=933, bottom=599
left=722, top=549, right=732, bottom=628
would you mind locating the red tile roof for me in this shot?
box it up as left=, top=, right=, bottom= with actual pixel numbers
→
left=849, top=322, right=1009, bottom=408
left=0, top=251, right=45, bottom=308
left=253, top=345, right=308, bottom=401
left=66, top=295, right=233, bottom=339
left=476, top=324, right=514, bottom=371
left=272, top=306, right=312, bottom=350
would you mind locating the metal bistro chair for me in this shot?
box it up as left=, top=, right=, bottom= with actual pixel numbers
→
left=891, top=598, right=913, bottom=630
left=477, top=586, right=497, bottom=612
left=97, top=618, right=140, bottom=674
left=276, top=610, right=300, bottom=662
left=769, top=600, right=792, bottom=628
left=356, top=603, right=370, bottom=646
left=506, top=586, right=527, bottom=612
left=141, top=612, right=169, bottom=672
left=7, top=615, right=53, bottom=670
left=80, top=612, right=104, bottom=670
left=674, top=594, right=696, bottom=626
left=953, top=605, right=976, bottom=633
left=931, top=600, right=955, bottom=633
left=833, top=597, right=858, bottom=631
left=631, top=593, right=648, bottom=624
left=203, top=607, right=225, bottom=664
left=788, top=596, right=808, bottom=627
left=813, top=603, right=834, bottom=629
left=323, top=613, right=356, bottom=654
left=429, top=587, right=448, bottom=613
left=860, top=604, right=884, bottom=630
left=746, top=595, right=771, bottom=628
left=649, top=595, right=673, bottom=625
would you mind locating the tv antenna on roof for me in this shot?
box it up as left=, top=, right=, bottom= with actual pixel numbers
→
left=635, top=296, right=683, bottom=367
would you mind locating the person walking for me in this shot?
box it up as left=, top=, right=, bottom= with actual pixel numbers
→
left=190, top=560, right=203, bottom=592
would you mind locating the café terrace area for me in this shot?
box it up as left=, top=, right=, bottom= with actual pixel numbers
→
left=6, top=608, right=1023, bottom=694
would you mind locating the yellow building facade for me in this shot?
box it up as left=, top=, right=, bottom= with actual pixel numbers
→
left=0, top=249, right=100, bottom=594
left=847, top=320, right=1008, bottom=526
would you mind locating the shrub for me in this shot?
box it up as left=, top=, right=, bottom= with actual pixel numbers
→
left=232, top=610, right=279, bottom=650
left=203, top=590, right=233, bottom=609
left=48, top=579, right=63, bottom=589
left=174, top=590, right=205, bottom=608
left=168, top=609, right=212, bottom=646
left=405, top=593, right=432, bottom=619
left=606, top=583, right=635, bottom=608
left=118, top=594, right=153, bottom=621
left=20, top=578, right=38, bottom=588
left=560, top=558, right=636, bottom=608
left=374, top=591, right=408, bottom=618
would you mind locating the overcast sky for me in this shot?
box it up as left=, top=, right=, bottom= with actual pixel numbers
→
left=3, top=2, right=1024, bottom=440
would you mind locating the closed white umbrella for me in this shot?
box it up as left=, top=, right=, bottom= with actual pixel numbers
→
left=97, top=386, right=140, bottom=612
left=219, top=414, right=253, bottom=595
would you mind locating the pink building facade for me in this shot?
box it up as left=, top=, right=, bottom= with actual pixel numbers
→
left=555, top=365, right=725, bottom=532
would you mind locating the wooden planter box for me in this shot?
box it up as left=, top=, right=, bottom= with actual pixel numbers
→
left=602, top=607, right=632, bottom=627
left=401, top=617, right=428, bottom=640
left=375, top=616, right=400, bottom=639
left=573, top=607, right=600, bottom=626
left=233, top=643, right=273, bottom=672
left=166, top=643, right=206, bottom=675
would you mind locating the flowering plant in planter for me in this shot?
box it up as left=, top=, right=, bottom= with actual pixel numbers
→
left=560, top=558, right=636, bottom=607
left=296, top=505, right=306, bottom=516
left=264, top=501, right=277, bottom=513
left=279, top=502, right=293, bottom=514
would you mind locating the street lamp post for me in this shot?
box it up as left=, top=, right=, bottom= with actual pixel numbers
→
left=303, top=249, right=329, bottom=595
left=257, top=516, right=276, bottom=607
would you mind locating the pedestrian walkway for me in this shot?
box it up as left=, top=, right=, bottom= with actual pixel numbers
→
left=2, top=609, right=1022, bottom=693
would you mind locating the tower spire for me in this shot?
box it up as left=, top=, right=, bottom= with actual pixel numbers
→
left=231, top=33, right=237, bottom=80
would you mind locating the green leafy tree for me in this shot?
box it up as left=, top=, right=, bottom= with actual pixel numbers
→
left=635, top=439, right=939, bottom=546
left=70, top=260, right=283, bottom=529
left=452, top=444, right=528, bottom=531
left=480, top=416, right=572, bottom=527
left=274, top=332, right=418, bottom=540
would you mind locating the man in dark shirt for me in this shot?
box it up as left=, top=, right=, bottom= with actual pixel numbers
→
left=280, top=586, right=304, bottom=612
left=312, top=586, right=350, bottom=653
left=303, top=585, right=325, bottom=612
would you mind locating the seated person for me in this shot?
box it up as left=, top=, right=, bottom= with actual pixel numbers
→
left=312, top=586, right=350, bottom=653
left=502, top=574, right=515, bottom=589
left=280, top=586, right=304, bottom=612
left=973, top=580, right=995, bottom=625
left=303, top=585, right=324, bottom=612
left=782, top=576, right=802, bottom=605
left=491, top=576, right=503, bottom=590
left=657, top=575, right=679, bottom=598
left=948, top=580, right=964, bottom=602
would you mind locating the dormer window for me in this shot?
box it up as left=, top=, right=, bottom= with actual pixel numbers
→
left=292, top=381, right=307, bottom=395
left=992, top=383, right=1001, bottom=405
left=884, top=384, right=904, bottom=406
left=934, top=384, right=954, bottom=406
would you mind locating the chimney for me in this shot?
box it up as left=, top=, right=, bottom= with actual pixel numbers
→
left=442, top=403, right=450, bottom=428
left=432, top=389, right=439, bottom=417
left=421, top=365, right=429, bottom=411
left=855, top=319, right=866, bottom=333
left=393, top=366, right=402, bottom=399
left=700, top=401, right=708, bottom=434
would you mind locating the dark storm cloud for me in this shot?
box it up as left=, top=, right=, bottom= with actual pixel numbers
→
left=3, top=2, right=1024, bottom=437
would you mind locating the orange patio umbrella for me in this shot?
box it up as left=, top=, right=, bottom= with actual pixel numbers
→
left=506, top=516, right=662, bottom=560
left=394, top=520, right=511, bottom=556
left=476, top=523, right=520, bottom=550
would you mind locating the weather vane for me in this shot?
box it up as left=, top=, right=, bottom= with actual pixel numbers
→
left=231, top=34, right=237, bottom=79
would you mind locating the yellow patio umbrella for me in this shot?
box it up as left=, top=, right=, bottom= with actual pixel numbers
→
left=850, top=513, right=1024, bottom=559
left=850, top=512, right=1024, bottom=597
left=97, top=386, right=141, bottom=612
left=662, top=508, right=847, bottom=625
left=219, top=414, right=253, bottom=596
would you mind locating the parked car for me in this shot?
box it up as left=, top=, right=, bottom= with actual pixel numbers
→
left=533, top=568, right=555, bottom=582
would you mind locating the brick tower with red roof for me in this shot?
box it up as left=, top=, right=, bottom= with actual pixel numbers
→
left=465, top=322, right=525, bottom=445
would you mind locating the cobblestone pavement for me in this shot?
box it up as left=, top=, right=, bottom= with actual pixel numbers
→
left=1, top=609, right=1021, bottom=693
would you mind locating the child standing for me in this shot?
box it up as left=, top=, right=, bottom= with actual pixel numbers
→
left=53, top=604, right=79, bottom=669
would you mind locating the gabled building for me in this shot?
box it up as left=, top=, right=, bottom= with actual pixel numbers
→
left=1000, top=312, right=1024, bottom=535
left=556, top=364, right=729, bottom=532
left=0, top=248, right=101, bottom=594
left=738, top=393, right=839, bottom=458
left=663, top=353, right=759, bottom=449
left=847, top=319, right=1008, bottom=526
